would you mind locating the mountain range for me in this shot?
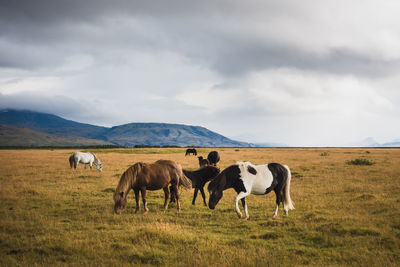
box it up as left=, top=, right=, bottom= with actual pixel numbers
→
left=348, top=137, right=400, bottom=148
left=0, top=109, right=251, bottom=147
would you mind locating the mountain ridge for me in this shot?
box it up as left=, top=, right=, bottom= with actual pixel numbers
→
left=0, top=109, right=251, bottom=147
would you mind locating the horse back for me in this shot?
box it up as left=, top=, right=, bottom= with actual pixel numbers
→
left=250, top=164, right=274, bottom=195
left=135, top=160, right=181, bottom=190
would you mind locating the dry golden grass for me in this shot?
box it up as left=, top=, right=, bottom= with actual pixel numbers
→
left=0, top=148, right=399, bottom=266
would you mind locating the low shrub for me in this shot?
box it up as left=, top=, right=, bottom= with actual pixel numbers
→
left=346, top=158, right=375, bottom=166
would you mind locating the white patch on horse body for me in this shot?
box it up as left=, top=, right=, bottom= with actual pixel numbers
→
left=236, top=161, right=256, bottom=193
left=236, top=162, right=273, bottom=195
left=251, top=164, right=274, bottom=195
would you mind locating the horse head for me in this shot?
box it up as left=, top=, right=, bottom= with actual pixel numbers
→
left=113, top=191, right=127, bottom=214
left=207, top=172, right=226, bottom=209
left=92, top=153, right=102, bottom=172
left=96, top=162, right=102, bottom=172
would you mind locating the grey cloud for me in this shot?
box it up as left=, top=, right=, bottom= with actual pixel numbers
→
left=1, top=0, right=398, bottom=77
left=0, top=93, right=113, bottom=125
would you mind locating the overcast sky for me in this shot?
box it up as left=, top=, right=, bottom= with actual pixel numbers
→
left=1, top=0, right=400, bottom=146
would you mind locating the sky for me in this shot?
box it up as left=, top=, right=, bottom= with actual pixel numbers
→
left=1, top=0, right=400, bottom=146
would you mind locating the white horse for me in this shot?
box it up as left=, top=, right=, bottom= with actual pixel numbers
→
left=69, top=152, right=102, bottom=172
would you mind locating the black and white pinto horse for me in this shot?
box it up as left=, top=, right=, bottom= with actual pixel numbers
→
left=69, top=152, right=102, bottom=172
left=208, top=161, right=294, bottom=219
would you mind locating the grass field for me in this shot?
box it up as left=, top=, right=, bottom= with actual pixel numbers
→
left=0, top=148, right=399, bottom=266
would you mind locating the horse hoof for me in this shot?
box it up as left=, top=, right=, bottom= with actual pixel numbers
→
left=237, top=213, right=243, bottom=219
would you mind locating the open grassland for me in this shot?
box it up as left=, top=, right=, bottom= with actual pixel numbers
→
left=0, top=148, right=399, bottom=266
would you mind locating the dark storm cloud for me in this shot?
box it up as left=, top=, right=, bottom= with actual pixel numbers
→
left=1, top=0, right=399, bottom=146
left=1, top=0, right=398, bottom=77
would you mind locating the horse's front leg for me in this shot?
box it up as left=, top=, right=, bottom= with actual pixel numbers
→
left=134, top=189, right=140, bottom=213
left=241, top=198, right=249, bottom=220
left=200, top=187, right=207, bottom=206
left=163, top=187, right=170, bottom=210
left=141, top=188, right=149, bottom=213
left=89, top=162, right=93, bottom=169
left=192, top=188, right=199, bottom=205
left=235, top=191, right=250, bottom=219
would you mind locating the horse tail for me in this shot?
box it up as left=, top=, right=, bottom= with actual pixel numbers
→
left=178, top=167, right=192, bottom=189
left=69, top=154, right=74, bottom=168
left=282, top=165, right=295, bottom=214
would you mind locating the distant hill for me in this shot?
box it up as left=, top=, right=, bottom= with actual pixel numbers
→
left=0, top=109, right=251, bottom=147
left=0, top=124, right=113, bottom=147
left=348, top=137, right=400, bottom=147
left=105, top=123, right=250, bottom=147
left=0, top=109, right=108, bottom=139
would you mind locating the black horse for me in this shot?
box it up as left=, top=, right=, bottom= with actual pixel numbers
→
left=185, top=148, right=197, bottom=156
left=207, top=151, right=220, bottom=166
left=170, top=166, right=220, bottom=206
left=198, top=156, right=210, bottom=168
left=184, top=166, right=220, bottom=206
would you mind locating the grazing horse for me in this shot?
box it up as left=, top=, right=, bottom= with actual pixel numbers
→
left=185, top=148, right=197, bottom=156
left=198, top=156, right=210, bottom=168
left=207, top=151, right=220, bottom=166
left=208, top=161, right=294, bottom=219
left=69, top=152, right=102, bottom=172
left=183, top=166, right=220, bottom=206
left=113, top=160, right=191, bottom=214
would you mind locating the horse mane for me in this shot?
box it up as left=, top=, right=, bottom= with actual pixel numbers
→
left=208, top=169, right=226, bottom=192
left=88, top=152, right=99, bottom=163
left=113, top=162, right=144, bottom=202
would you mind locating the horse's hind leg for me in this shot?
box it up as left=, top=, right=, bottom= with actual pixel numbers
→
left=141, top=188, right=149, bottom=213
left=134, top=189, right=140, bottom=213
left=171, top=185, right=180, bottom=211
left=200, top=187, right=207, bottom=206
left=192, top=188, right=199, bottom=205
left=163, top=187, right=170, bottom=210
left=273, top=189, right=283, bottom=217
left=169, top=185, right=176, bottom=203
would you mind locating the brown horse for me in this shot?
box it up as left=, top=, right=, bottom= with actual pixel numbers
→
left=113, top=160, right=191, bottom=214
